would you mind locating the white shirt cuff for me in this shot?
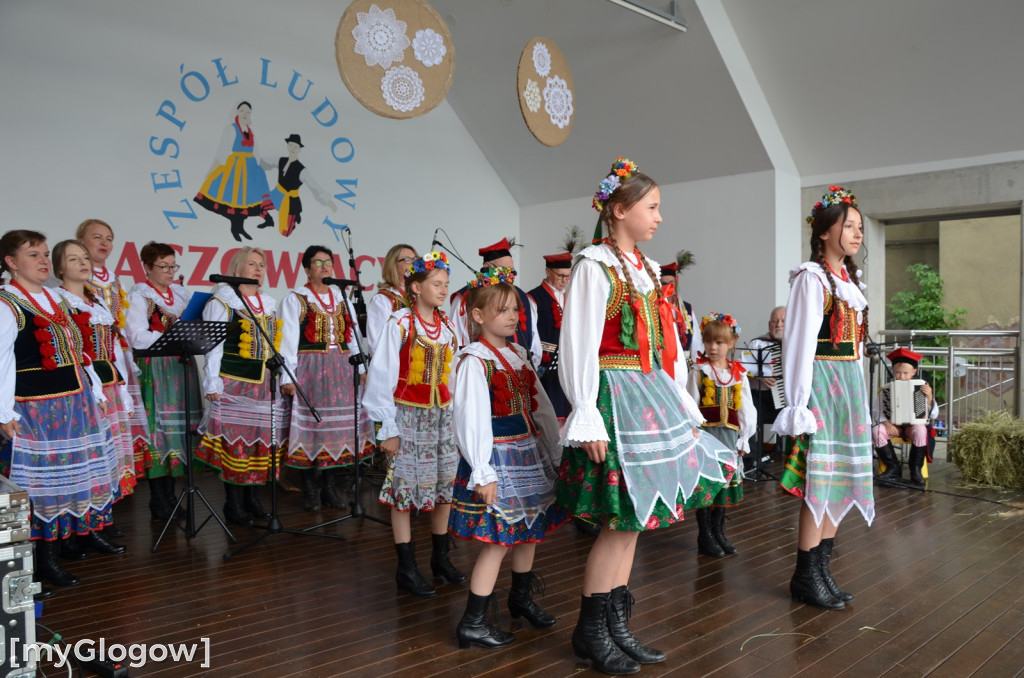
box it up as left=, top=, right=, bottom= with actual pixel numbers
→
left=562, top=404, right=609, bottom=446
left=772, top=406, right=819, bottom=437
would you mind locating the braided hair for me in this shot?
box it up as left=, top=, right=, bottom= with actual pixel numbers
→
left=808, top=202, right=869, bottom=342
left=599, top=170, right=662, bottom=300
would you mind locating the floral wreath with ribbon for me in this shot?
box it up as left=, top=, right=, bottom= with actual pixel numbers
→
left=806, top=185, right=857, bottom=225
left=592, top=156, right=640, bottom=212
left=405, top=250, right=450, bottom=278
left=468, top=266, right=515, bottom=289
left=699, top=311, right=740, bottom=338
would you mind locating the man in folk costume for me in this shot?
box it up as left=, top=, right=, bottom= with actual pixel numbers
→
left=449, top=238, right=541, bottom=369
left=658, top=250, right=701, bottom=363
left=261, top=134, right=338, bottom=237
left=527, top=252, right=572, bottom=424
left=873, top=347, right=937, bottom=486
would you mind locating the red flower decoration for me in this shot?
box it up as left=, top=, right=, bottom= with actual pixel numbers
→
left=645, top=516, right=660, bottom=529
left=518, top=308, right=527, bottom=332
left=33, top=316, right=49, bottom=328
left=303, top=310, right=318, bottom=343
left=39, top=343, right=56, bottom=357
left=149, top=313, right=166, bottom=333
left=607, top=470, right=619, bottom=487
left=425, top=260, right=435, bottom=270
left=33, top=329, right=50, bottom=343
left=42, top=357, right=58, bottom=371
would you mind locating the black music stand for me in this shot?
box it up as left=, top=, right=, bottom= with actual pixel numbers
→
left=136, top=319, right=238, bottom=551
left=301, top=277, right=389, bottom=536
left=743, top=342, right=779, bottom=482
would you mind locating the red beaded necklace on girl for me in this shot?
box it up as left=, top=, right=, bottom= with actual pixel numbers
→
left=146, top=279, right=175, bottom=306
left=708, top=361, right=733, bottom=386
left=11, top=280, right=69, bottom=325
left=414, top=305, right=443, bottom=341
left=824, top=260, right=850, bottom=282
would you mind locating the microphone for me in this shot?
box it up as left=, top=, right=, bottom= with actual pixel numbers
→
left=209, top=274, right=259, bottom=286
left=322, top=277, right=359, bottom=288
left=430, top=227, right=442, bottom=252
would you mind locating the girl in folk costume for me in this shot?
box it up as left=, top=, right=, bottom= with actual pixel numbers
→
left=366, top=243, right=417, bottom=353
left=54, top=240, right=138, bottom=541
left=78, top=219, right=153, bottom=510
left=196, top=247, right=283, bottom=527
left=686, top=313, right=755, bottom=558
left=362, top=251, right=465, bottom=597
left=279, top=245, right=373, bottom=511
left=773, top=186, right=872, bottom=611
left=558, top=158, right=737, bottom=675
left=125, top=242, right=203, bottom=521
left=0, top=230, right=122, bottom=588
left=450, top=270, right=568, bottom=650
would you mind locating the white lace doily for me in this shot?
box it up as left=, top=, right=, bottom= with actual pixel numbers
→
left=381, top=65, right=425, bottom=112
left=532, top=41, right=552, bottom=77
left=543, top=75, right=574, bottom=129
left=523, top=79, right=541, bottom=113
left=412, top=28, right=446, bottom=67
left=352, top=3, right=410, bottom=69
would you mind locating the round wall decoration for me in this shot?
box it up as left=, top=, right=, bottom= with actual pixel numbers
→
left=516, top=37, right=575, bottom=146
left=336, top=0, right=455, bottom=119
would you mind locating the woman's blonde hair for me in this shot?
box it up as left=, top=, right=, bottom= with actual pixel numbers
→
left=226, top=247, right=265, bottom=278
left=75, top=218, right=113, bottom=241
left=379, top=243, right=417, bottom=290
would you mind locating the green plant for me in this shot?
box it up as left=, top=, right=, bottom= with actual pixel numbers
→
left=887, top=263, right=966, bottom=332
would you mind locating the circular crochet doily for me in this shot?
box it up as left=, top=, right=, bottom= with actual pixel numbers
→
left=517, top=37, right=575, bottom=146
left=336, top=0, right=455, bottom=119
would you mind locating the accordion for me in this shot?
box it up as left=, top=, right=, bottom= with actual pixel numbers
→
left=883, top=379, right=928, bottom=425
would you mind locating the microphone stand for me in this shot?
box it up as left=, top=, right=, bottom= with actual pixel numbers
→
left=222, top=282, right=348, bottom=561
left=304, top=228, right=389, bottom=532
left=431, top=227, right=477, bottom=275
left=742, top=341, right=779, bottom=482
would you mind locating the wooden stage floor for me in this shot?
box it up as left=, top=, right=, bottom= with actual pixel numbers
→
left=37, top=457, right=1024, bottom=677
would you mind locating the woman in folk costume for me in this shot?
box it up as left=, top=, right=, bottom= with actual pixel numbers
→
left=366, top=243, right=417, bottom=353
left=685, top=313, right=756, bottom=558
left=54, top=240, right=138, bottom=540
left=362, top=251, right=465, bottom=598
left=196, top=247, right=283, bottom=527
left=193, top=101, right=275, bottom=242
left=279, top=245, right=373, bottom=511
left=557, top=158, right=737, bottom=675
left=125, top=242, right=203, bottom=521
left=449, top=270, right=568, bottom=650
left=0, top=230, right=122, bottom=588
left=78, top=219, right=153, bottom=519
left=774, top=185, right=873, bottom=611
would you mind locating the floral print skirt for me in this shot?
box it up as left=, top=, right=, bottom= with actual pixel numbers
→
left=779, top=359, right=874, bottom=527
left=378, top=404, right=457, bottom=512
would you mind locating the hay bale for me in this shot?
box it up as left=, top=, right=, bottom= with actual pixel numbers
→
left=949, top=411, right=1024, bottom=488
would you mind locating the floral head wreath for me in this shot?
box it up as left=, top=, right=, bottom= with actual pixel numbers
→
left=806, top=185, right=857, bottom=225
left=405, top=250, right=450, bottom=278
left=700, top=311, right=740, bottom=337
left=468, top=266, right=516, bottom=289
left=592, top=156, right=640, bottom=212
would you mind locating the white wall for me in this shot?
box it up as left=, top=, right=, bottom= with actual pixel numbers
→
left=0, top=0, right=518, bottom=294
left=519, top=170, right=782, bottom=343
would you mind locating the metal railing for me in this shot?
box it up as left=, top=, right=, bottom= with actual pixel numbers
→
left=871, top=329, right=1020, bottom=439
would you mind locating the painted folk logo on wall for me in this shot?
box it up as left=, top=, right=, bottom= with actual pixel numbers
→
left=136, top=56, right=380, bottom=290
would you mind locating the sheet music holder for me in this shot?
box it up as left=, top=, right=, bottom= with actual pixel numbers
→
left=135, top=319, right=238, bottom=550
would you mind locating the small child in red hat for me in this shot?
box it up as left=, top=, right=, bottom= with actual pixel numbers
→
left=873, top=347, right=937, bottom=486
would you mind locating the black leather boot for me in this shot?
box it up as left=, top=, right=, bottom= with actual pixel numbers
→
left=395, top=540, right=436, bottom=597
left=300, top=469, right=321, bottom=512
left=607, top=585, right=666, bottom=664
left=243, top=485, right=272, bottom=521
left=574, top=517, right=601, bottom=537
left=696, top=508, right=725, bottom=557
left=711, top=507, right=737, bottom=555
left=457, top=592, right=515, bottom=649
left=223, top=483, right=254, bottom=527
left=320, top=468, right=346, bottom=509
left=81, top=530, right=126, bottom=555
left=571, top=593, right=640, bottom=675
left=875, top=443, right=903, bottom=482
left=430, top=533, right=467, bottom=584
left=908, top=445, right=927, bottom=486
left=818, top=538, right=853, bottom=602
left=149, top=476, right=173, bottom=520
left=790, top=546, right=844, bottom=610
left=37, top=540, right=80, bottom=587
left=508, top=570, right=555, bottom=628
left=102, top=522, right=124, bottom=538
left=58, top=534, right=87, bottom=561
